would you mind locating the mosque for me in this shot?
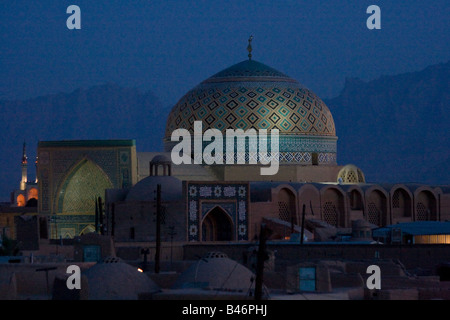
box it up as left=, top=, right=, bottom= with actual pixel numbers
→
left=9, top=41, right=449, bottom=245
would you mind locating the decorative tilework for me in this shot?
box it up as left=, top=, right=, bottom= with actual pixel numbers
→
left=186, top=182, right=249, bottom=242
left=164, top=60, right=338, bottom=165
left=57, top=159, right=113, bottom=214
left=49, top=214, right=95, bottom=239
left=37, top=141, right=135, bottom=238
left=164, top=60, right=336, bottom=144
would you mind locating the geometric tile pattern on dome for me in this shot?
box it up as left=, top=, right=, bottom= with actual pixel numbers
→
left=165, top=84, right=335, bottom=139
left=200, top=150, right=335, bottom=165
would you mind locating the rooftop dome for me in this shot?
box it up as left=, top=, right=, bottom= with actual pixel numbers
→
left=126, top=175, right=182, bottom=202
left=337, top=164, right=366, bottom=184
left=207, top=59, right=292, bottom=80
left=165, top=60, right=335, bottom=138
left=172, top=252, right=263, bottom=295
left=164, top=59, right=338, bottom=165
left=82, top=261, right=160, bottom=300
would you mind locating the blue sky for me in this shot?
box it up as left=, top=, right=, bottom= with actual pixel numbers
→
left=1, top=1, right=449, bottom=104
left=0, top=1, right=449, bottom=201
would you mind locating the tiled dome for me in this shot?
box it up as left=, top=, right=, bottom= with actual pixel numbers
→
left=164, top=59, right=338, bottom=165
left=165, top=60, right=335, bottom=137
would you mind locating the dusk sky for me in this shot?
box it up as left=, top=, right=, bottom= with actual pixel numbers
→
left=0, top=1, right=449, bottom=200
left=1, top=1, right=449, bottom=104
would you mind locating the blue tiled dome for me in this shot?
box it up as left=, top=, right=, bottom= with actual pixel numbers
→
left=164, top=59, right=337, bottom=165
left=208, top=59, right=291, bottom=80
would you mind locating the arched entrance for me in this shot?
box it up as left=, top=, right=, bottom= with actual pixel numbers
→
left=416, top=190, right=437, bottom=221
left=28, top=187, right=38, bottom=200
left=349, top=189, right=363, bottom=211
left=57, top=159, right=113, bottom=214
left=16, top=194, right=26, bottom=207
left=53, top=158, right=113, bottom=239
left=201, top=207, right=233, bottom=241
left=392, top=188, right=412, bottom=220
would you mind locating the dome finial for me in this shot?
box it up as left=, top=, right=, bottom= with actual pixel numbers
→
left=247, top=35, right=253, bottom=60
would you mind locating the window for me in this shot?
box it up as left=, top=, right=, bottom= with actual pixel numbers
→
left=311, top=153, right=319, bottom=166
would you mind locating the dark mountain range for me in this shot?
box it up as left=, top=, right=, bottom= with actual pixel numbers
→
left=324, top=61, right=450, bottom=185
left=1, top=61, right=449, bottom=200
left=0, top=84, right=169, bottom=200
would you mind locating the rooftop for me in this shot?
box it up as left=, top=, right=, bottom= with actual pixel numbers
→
left=373, top=221, right=450, bottom=236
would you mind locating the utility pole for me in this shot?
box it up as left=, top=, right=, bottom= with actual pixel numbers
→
left=141, top=248, right=150, bottom=272
left=167, top=226, right=176, bottom=270
left=98, top=197, right=104, bottom=235
left=301, top=204, right=306, bottom=245
left=95, top=196, right=99, bottom=233
left=290, top=208, right=295, bottom=235
left=36, top=267, right=57, bottom=299
left=155, top=184, right=162, bottom=274
left=111, top=203, right=115, bottom=237
left=254, top=223, right=270, bottom=300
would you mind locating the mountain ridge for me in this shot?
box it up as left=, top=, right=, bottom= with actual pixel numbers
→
left=324, top=60, right=450, bottom=185
left=1, top=61, right=449, bottom=201
left=0, top=83, right=170, bottom=200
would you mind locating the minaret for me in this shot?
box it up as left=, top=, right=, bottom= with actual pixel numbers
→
left=35, top=156, right=39, bottom=183
left=20, top=141, right=28, bottom=190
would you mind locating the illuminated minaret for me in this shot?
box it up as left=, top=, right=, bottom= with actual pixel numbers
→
left=35, top=156, right=39, bottom=183
left=20, top=141, right=28, bottom=190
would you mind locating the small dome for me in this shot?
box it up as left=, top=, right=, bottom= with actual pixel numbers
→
left=172, top=252, right=261, bottom=294
left=337, top=164, right=365, bottom=184
left=126, top=175, right=182, bottom=202
left=83, top=261, right=160, bottom=300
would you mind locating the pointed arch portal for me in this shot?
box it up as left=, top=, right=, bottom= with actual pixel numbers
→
left=57, top=159, right=113, bottom=214
left=201, top=206, right=233, bottom=241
